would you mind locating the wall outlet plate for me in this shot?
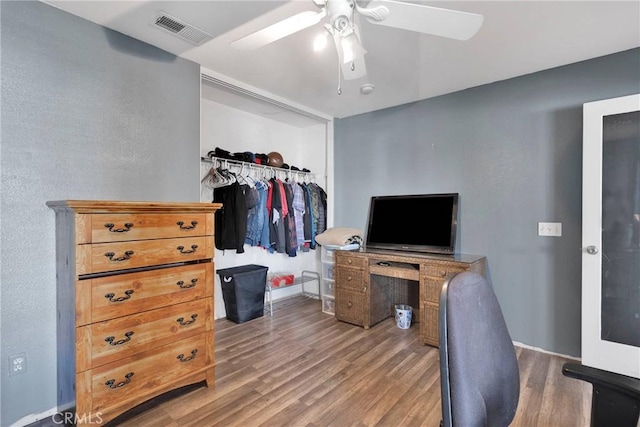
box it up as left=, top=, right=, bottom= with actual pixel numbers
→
left=538, top=222, right=562, bottom=237
left=9, top=352, right=27, bottom=376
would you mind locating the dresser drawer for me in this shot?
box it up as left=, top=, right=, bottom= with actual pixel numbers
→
left=79, top=263, right=211, bottom=325
left=79, top=299, right=211, bottom=370
left=335, top=268, right=366, bottom=291
left=87, top=333, right=209, bottom=413
left=80, top=236, right=212, bottom=274
left=88, top=213, right=211, bottom=243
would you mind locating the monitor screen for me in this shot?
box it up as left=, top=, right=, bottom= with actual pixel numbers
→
left=365, top=193, right=459, bottom=254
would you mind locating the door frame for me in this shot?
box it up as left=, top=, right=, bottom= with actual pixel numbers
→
left=582, top=93, right=640, bottom=379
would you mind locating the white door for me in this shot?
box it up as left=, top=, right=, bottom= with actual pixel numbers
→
left=582, top=93, right=640, bottom=378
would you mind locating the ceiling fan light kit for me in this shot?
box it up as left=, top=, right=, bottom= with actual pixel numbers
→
left=231, top=0, right=483, bottom=92
left=313, top=32, right=329, bottom=52
left=340, top=29, right=366, bottom=64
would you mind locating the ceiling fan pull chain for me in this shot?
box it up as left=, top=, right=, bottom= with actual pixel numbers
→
left=337, top=52, right=343, bottom=95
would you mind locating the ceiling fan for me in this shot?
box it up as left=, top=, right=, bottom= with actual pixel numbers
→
left=231, top=0, right=483, bottom=92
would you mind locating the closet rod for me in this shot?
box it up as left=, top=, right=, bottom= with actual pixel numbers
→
left=201, top=156, right=316, bottom=177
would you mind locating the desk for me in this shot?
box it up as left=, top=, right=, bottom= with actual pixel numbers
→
left=334, top=250, right=486, bottom=347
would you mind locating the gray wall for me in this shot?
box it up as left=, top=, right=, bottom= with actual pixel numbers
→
left=0, top=2, right=201, bottom=425
left=334, top=48, right=640, bottom=357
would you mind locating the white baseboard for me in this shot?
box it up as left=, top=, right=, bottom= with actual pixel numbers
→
left=513, top=341, right=581, bottom=361
left=10, top=405, right=60, bottom=427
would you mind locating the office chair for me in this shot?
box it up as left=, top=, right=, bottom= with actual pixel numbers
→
left=439, top=272, right=520, bottom=427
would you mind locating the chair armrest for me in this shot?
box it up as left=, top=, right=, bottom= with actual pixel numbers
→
left=562, top=363, right=640, bottom=400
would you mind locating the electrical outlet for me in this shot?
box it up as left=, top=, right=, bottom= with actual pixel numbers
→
left=9, top=352, right=27, bottom=376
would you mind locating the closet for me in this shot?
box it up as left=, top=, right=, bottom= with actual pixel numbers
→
left=200, top=72, right=333, bottom=319
left=202, top=155, right=327, bottom=254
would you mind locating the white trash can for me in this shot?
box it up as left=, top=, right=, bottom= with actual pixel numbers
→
left=395, top=304, right=413, bottom=329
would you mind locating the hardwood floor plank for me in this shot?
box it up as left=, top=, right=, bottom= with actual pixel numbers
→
left=175, top=386, right=265, bottom=427
left=108, top=296, right=590, bottom=427
left=537, top=356, right=591, bottom=427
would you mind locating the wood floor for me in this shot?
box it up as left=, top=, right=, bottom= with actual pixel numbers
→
left=113, top=296, right=592, bottom=427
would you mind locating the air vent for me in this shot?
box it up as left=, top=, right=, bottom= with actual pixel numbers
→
left=153, top=12, right=213, bottom=45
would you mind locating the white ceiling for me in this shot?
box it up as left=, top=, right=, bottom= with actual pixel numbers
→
left=43, top=1, right=640, bottom=119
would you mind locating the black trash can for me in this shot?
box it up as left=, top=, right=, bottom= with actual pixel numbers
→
left=217, top=264, right=269, bottom=323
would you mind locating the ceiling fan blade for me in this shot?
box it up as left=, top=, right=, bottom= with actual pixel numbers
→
left=231, top=9, right=327, bottom=50
left=332, top=32, right=367, bottom=80
left=365, top=0, right=483, bottom=41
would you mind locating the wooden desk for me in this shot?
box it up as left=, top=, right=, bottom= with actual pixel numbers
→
left=334, top=250, right=486, bottom=347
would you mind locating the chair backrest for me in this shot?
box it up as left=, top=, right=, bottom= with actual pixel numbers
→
left=439, top=272, right=520, bottom=427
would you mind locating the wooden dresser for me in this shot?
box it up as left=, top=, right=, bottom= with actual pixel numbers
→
left=47, top=200, right=221, bottom=424
left=334, top=250, right=486, bottom=347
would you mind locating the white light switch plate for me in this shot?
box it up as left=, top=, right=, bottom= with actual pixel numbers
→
left=538, top=222, right=562, bottom=237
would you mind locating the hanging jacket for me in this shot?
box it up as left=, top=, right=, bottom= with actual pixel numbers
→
left=290, top=182, right=306, bottom=251
left=213, top=181, right=247, bottom=254
left=283, top=182, right=298, bottom=257
left=244, top=186, right=261, bottom=246
left=269, top=178, right=286, bottom=254
left=301, top=183, right=316, bottom=249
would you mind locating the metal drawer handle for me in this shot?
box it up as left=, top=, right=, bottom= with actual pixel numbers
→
left=104, top=290, right=134, bottom=303
left=347, top=301, right=353, bottom=308
left=177, top=245, right=198, bottom=254
left=440, top=271, right=447, bottom=277
left=177, top=220, right=198, bottom=230
left=347, top=259, right=353, bottom=264
left=177, top=278, right=198, bottom=289
left=105, top=372, right=134, bottom=389
left=177, top=349, right=198, bottom=362
left=176, top=314, right=198, bottom=326
left=104, top=222, right=134, bottom=233
left=105, top=331, right=134, bottom=346
left=104, top=250, right=134, bottom=262
left=347, top=276, right=352, bottom=281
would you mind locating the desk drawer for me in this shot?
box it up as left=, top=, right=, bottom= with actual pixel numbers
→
left=80, top=299, right=210, bottom=370
left=335, top=288, right=365, bottom=327
left=335, top=269, right=366, bottom=291
left=422, top=264, right=468, bottom=303
left=423, top=279, right=443, bottom=304
left=80, top=237, right=212, bottom=274
left=89, top=213, right=211, bottom=243
left=420, top=302, right=439, bottom=347
left=86, top=333, right=208, bottom=413
left=423, top=263, right=467, bottom=281
left=335, top=254, right=367, bottom=269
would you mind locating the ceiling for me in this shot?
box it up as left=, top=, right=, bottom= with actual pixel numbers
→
left=43, top=1, right=640, bottom=120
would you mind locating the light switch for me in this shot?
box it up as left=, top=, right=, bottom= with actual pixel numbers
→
left=538, top=222, right=562, bottom=237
